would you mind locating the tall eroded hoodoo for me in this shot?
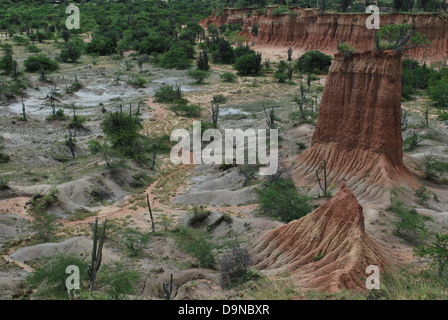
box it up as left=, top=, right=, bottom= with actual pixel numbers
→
left=293, top=50, right=416, bottom=199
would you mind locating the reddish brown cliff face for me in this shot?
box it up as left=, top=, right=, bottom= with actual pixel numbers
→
left=251, top=183, right=388, bottom=293
left=313, top=51, right=403, bottom=164
left=201, top=8, right=448, bottom=62
left=293, top=50, right=417, bottom=199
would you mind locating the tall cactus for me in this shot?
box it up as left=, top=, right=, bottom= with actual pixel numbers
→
left=87, top=217, right=107, bottom=292
left=146, top=194, right=155, bottom=232
left=212, top=105, right=219, bottom=129
left=163, top=273, right=173, bottom=300
left=263, top=105, right=275, bottom=129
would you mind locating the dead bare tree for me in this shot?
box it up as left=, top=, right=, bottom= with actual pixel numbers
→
left=316, top=160, right=329, bottom=197
left=21, top=97, right=26, bottom=121
left=146, top=194, right=155, bottom=232
left=66, top=127, right=77, bottom=159
left=263, top=105, right=276, bottom=129
left=212, top=105, right=219, bottom=129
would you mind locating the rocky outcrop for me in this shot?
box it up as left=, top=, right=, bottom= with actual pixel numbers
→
left=293, top=50, right=417, bottom=200
left=251, top=183, right=388, bottom=293
left=200, top=7, right=448, bottom=62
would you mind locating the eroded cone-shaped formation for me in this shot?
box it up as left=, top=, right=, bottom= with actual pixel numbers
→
left=293, top=50, right=417, bottom=199
left=251, top=184, right=388, bottom=293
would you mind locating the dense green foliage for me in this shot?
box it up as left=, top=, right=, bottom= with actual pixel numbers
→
left=296, top=50, right=332, bottom=75
left=175, top=227, right=217, bottom=269
left=415, top=231, right=448, bottom=281
left=387, top=189, right=428, bottom=236
left=24, top=55, right=59, bottom=72
left=402, top=59, right=434, bottom=100
left=256, top=178, right=312, bottom=223
left=375, top=24, right=430, bottom=52
left=234, top=52, right=262, bottom=75
left=26, top=255, right=89, bottom=299
left=26, top=255, right=141, bottom=300
left=100, top=108, right=143, bottom=158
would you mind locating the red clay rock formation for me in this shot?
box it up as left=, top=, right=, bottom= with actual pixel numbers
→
left=292, top=50, right=417, bottom=200
left=250, top=183, right=388, bottom=293
left=200, top=7, right=448, bottom=62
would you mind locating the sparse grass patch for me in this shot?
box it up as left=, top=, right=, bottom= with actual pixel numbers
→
left=68, top=208, right=98, bottom=221
left=235, top=276, right=298, bottom=300
left=374, top=267, right=448, bottom=300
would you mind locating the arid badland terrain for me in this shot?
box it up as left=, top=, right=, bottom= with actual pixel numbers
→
left=1, top=3, right=448, bottom=300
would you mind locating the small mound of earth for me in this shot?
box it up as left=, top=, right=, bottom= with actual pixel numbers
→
left=174, top=166, right=258, bottom=207
left=0, top=213, right=28, bottom=245
left=250, top=183, right=388, bottom=293
left=16, top=174, right=127, bottom=218
left=8, top=237, right=120, bottom=265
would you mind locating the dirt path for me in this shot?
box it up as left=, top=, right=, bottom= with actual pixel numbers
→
left=146, top=96, right=171, bottom=135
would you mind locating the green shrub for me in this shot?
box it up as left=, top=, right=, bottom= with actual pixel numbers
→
left=144, top=134, right=173, bottom=154
left=154, top=84, right=182, bottom=103
left=188, top=206, right=211, bottom=228
left=24, top=55, right=59, bottom=72
left=27, top=45, right=41, bottom=53
left=438, top=109, right=448, bottom=121
left=256, top=178, right=312, bottom=223
left=271, top=6, right=289, bottom=15
left=289, top=109, right=318, bottom=124
left=420, top=156, right=448, bottom=181
left=26, top=255, right=89, bottom=299
left=127, top=76, right=147, bottom=88
left=0, top=176, right=9, bottom=190
left=387, top=190, right=427, bottom=236
left=0, top=151, right=10, bottom=164
left=402, top=59, right=434, bottom=100
left=0, top=54, right=15, bottom=75
left=274, top=72, right=288, bottom=83
left=212, top=94, right=227, bottom=104
left=175, top=227, right=217, bottom=269
left=69, top=115, right=87, bottom=129
left=87, top=139, right=101, bottom=155
left=338, top=42, right=356, bottom=53
left=86, top=36, right=116, bottom=56
left=296, top=50, right=332, bottom=74
left=68, top=81, right=83, bottom=92
left=415, top=231, right=448, bottom=281
left=428, top=75, right=448, bottom=109
left=187, top=69, right=209, bottom=83
left=100, top=108, right=143, bottom=157
left=46, top=109, right=67, bottom=121
left=234, top=52, right=262, bottom=76
left=220, top=245, right=251, bottom=289
left=59, top=41, right=82, bottom=63
left=152, top=44, right=193, bottom=70
left=97, top=262, right=141, bottom=299
left=375, top=24, right=430, bottom=52
left=28, top=188, right=59, bottom=215
left=30, top=211, right=58, bottom=242
left=313, top=253, right=324, bottom=261
left=220, top=72, right=238, bottom=82
left=170, top=103, right=201, bottom=117
left=122, top=228, right=150, bottom=257
left=414, top=185, right=434, bottom=205
left=403, top=131, right=422, bottom=150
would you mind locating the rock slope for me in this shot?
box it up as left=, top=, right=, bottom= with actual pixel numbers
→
left=251, top=184, right=388, bottom=293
